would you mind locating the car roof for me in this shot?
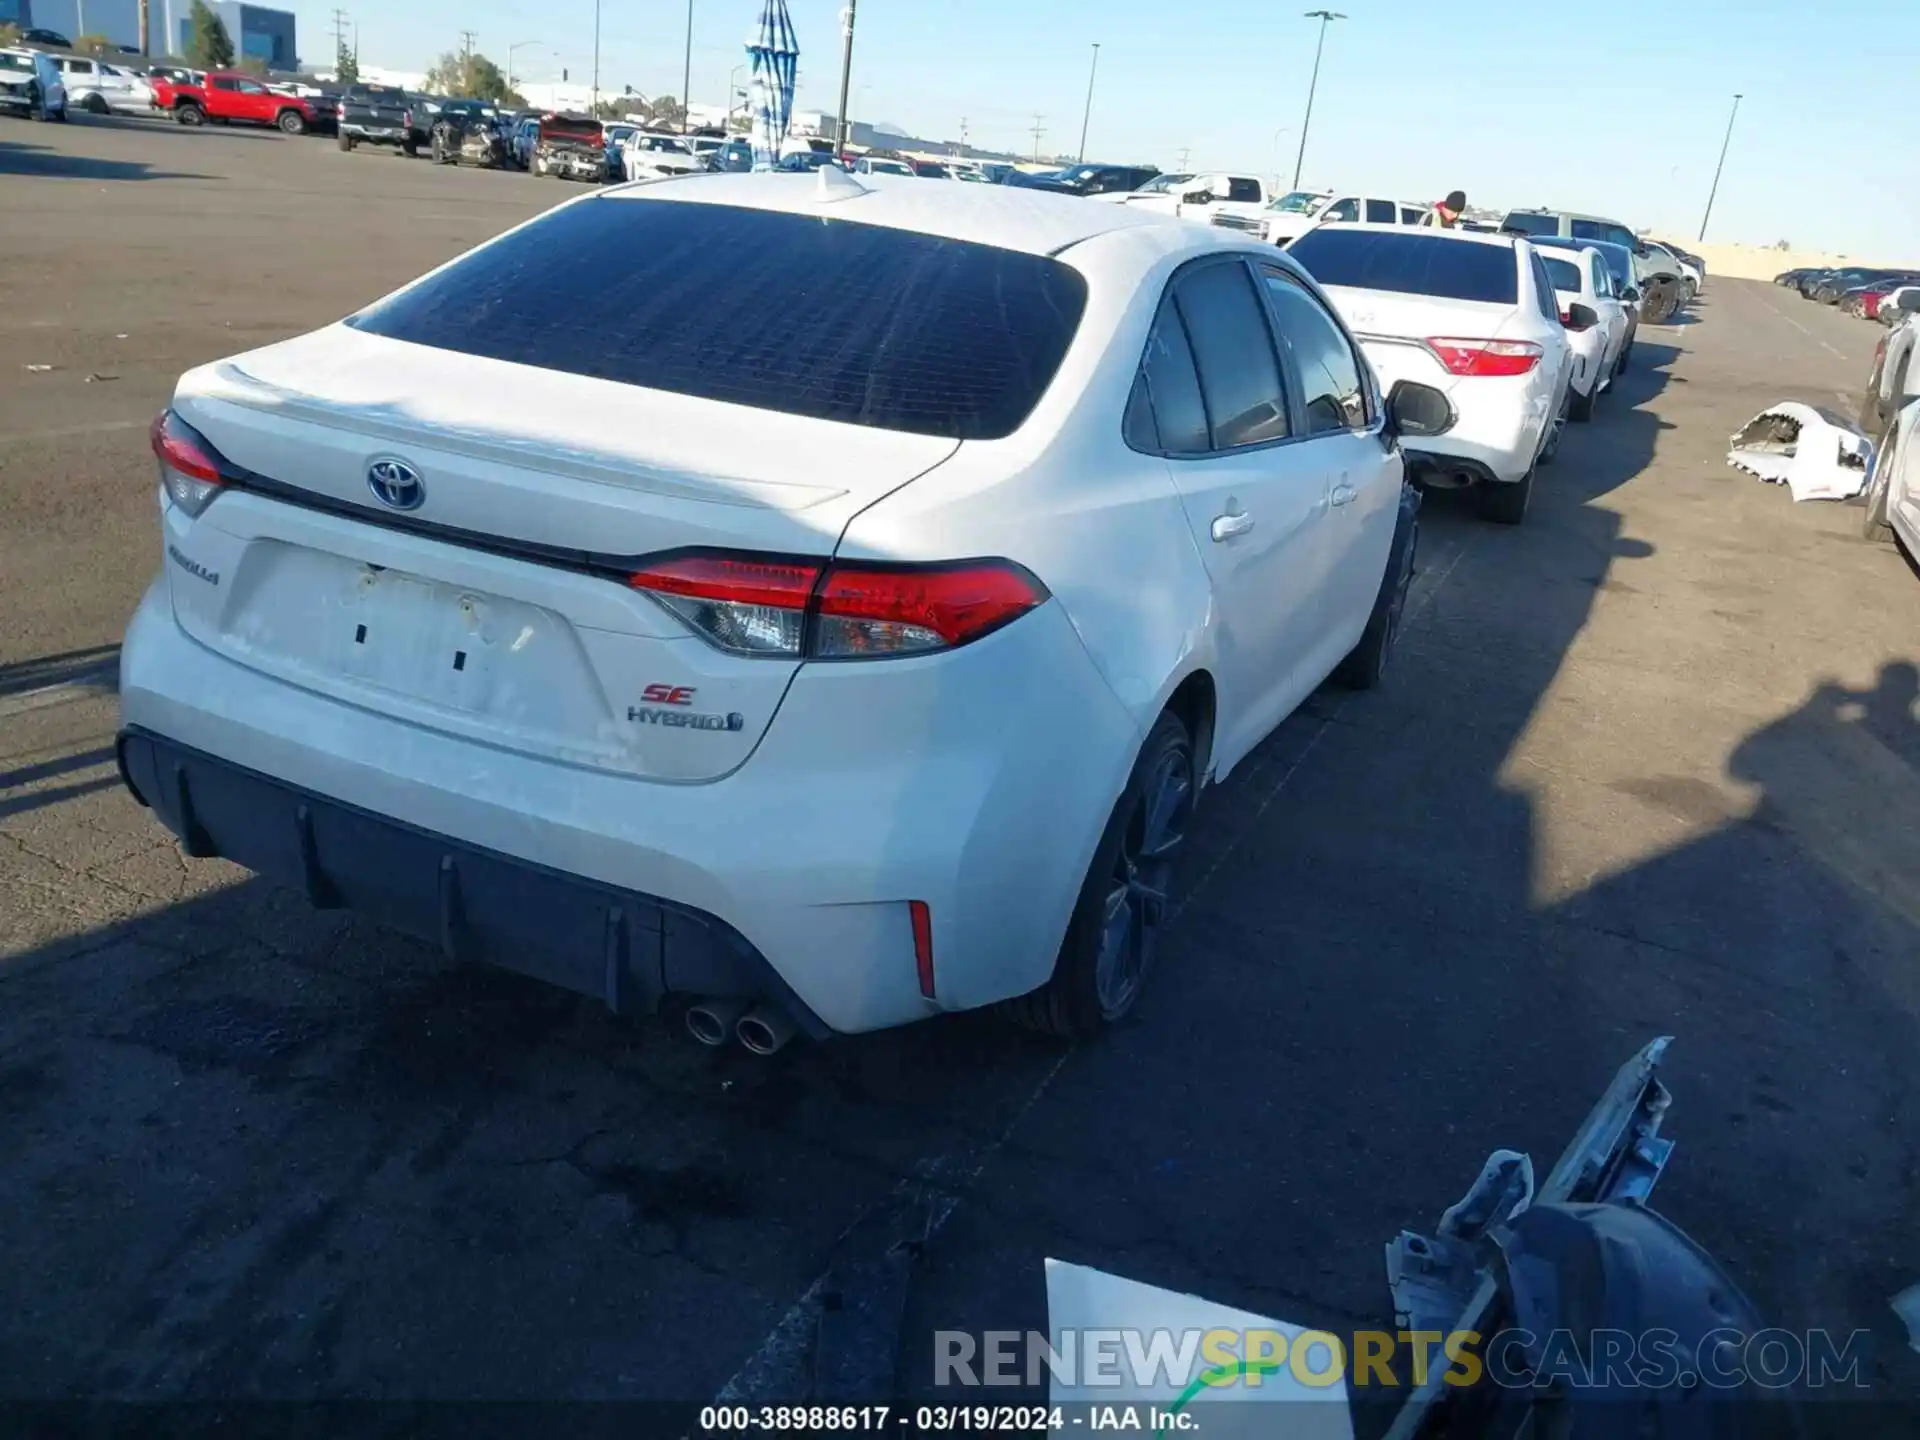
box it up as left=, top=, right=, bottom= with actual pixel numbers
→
left=605, top=172, right=1202, bottom=257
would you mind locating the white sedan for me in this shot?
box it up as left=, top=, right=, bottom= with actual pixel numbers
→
left=118, top=178, right=1455, bottom=1046
left=1532, top=238, right=1631, bottom=421
left=1862, top=399, right=1920, bottom=555
left=1287, top=223, right=1574, bottom=524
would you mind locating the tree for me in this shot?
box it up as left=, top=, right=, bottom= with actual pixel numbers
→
left=423, top=50, right=525, bottom=107
left=185, top=0, right=235, bottom=69
left=335, top=39, right=359, bottom=84
left=75, top=33, right=115, bottom=56
left=646, top=94, right=685, bottom=130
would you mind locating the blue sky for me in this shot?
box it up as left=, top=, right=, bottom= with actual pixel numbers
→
left=291, top=0, right=1915, bottom=258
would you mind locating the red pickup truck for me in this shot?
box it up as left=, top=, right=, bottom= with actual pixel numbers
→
left=152, top=70, right=314, bottom=134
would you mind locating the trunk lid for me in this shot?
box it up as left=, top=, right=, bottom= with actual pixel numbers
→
left=1318, top=285, right=1522, bottom=397
left=165, top=325, right=959, bottom=782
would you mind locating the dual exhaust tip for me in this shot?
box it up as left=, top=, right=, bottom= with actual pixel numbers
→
left=685, top=998, right=797, bottom=1056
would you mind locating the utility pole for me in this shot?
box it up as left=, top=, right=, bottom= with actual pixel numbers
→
left=1698, top=92, right=1743, bottom=243
left=1292, top=9, right=1345, bottom=189
left=591, top=0, right=602, bottom=114
left=832, top=0, right=858, bottom=157
left=330, top=8, right=349, bottom=68
left=1175, top=146, right=1190, bottom=171
left=957, top=115, right=967, bottom=157
left=1076, top=42, right=1100, bottom=163
left=680, top=0, right=694, bottom=133
left=138, top=0, right=150, bottom=54
left=458, top=29, right=477, bottom=94
left=1029, top=113, right=1046, bottom=161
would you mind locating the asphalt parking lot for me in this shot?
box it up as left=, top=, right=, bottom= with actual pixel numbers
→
left=4, top=116, right=1920, bottom=1423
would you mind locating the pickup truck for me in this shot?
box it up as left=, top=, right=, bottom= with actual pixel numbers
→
left=337, top=82, right=415, bottom=155
left=1116, top=171, right=1269, bottom=229
left=153, top=70, right=315, bottom=134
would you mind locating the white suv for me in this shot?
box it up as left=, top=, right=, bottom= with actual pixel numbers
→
left=1266, top=191, right=1431, bottom=247
left=118, top=179, right=1450, bottom=1046
left=0, top=47, right=67, bottom=121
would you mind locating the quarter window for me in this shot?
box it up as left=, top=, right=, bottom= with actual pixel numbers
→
left=1127, top=298, right=1211, bottom=456
left=1399, top=205, right=1425, bottom=225
left=1174, top=262, right=1291, bottom=449
left=1261, top=271, right=1369, bottom=434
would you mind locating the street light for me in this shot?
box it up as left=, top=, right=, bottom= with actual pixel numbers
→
left=681, top=0, right=695, bottom=133
left=727, top=62, right=746, bottom=128
left=1076, top=42, right=1100, bottom=163
left=591, top=0, right=601, bottom=115
left=1698, top=92, right=1743, bottom=243
left=1271, top=125, right=1289, bottom=179
left=832, top=0, right=857, bottom=158
left=507, top=39, right=542, bottom=93
left=1292, top=9, right=1345, bottom=189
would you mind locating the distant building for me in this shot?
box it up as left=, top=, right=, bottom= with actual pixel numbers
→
left=0, top=0, right=30, bottom=32
left=516, top=80, right=596, bottom=114
left=15, top=0, right=293, bottom=63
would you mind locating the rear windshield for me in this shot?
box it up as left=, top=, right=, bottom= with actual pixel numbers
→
left=1542, top=256, right=1583, bottom=293
left=1288, top=229, right=1519, bottom=304
left=1499, top=211, right=1558, bottom=237
left=347, top=196, right=1088, bottom=440
left=540, top=117, right=600, bottom=140
left=351, top=84, right=404, bottom=98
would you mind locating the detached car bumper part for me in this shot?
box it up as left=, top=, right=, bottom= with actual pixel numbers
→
left=1727, top=401, right=1874, bottom=502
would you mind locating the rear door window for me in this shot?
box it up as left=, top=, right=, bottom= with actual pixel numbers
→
left=1172, top=262, right=1290, bottom=449
left=1226, top=177, right=1262, bottom=204
left=1365, top=199, right=1396, bottom=224
left=347, top=195, right=1088, bottom=441
left=1399, top=205, right=1425, bottom=225
left=1287, top=229, right=1519, bottom=304
left=1542, top=256, right=1583, bottom=294
left=1321, top=197, right=1360, bottom=223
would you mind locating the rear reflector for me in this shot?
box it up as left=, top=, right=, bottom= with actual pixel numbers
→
left=628, top=552, right=1048, bottom=660
left=150, top=409, right=229, bottom=517
left=909, top=900, right=935, bottom=998
left=1425, top=338, right=1543, bottom=377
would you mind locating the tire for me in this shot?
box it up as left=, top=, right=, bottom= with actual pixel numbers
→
left=1616, top=338, right=1633, bottom=375
left=1336, top=484, right=1420, bottom=690
left=1538, top=388, right=1570, bottom=466
left=402, top=139, right=418, bottom=158
left=1861, top=414, right=1898, bottom=542
left=431, top=134, right=443, bottom=163
left=1569, top=375, right=1598, bottom=422
left=51, top=103, right=67, bottom=123
left=175, top=102, right=204, bottom=126
left=1005, top=710, right=1194, bottom=1038
left=1477, top=463, right=1534, bottom=526
left=277, top=109, right=306, bottom=135
left=337, top=131, right=353, bottom=151
left=84, top=92, right=110, bottom=115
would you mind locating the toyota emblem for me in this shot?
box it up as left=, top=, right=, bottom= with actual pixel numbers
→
left=367, top=457, right=425, bottom=511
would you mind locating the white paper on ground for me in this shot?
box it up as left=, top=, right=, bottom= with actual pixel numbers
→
left=1044, top=1258, right=1356, bottom=1439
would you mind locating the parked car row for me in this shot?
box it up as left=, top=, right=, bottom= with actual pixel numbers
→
left=1776, top=265, right=1920, bottom=324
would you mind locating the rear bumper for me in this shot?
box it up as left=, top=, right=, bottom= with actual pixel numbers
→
left=1360, top=342, right=1545, bottom=485
left=117, top=725, right=827, bottom=1034
left=538, top=149, right=607, bottom=181
left=118, top=577, right=1139, bottom=1034
left=343, top=123, right=405, bottom=142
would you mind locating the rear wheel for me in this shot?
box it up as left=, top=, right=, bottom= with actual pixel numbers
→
left=1569, top=374, right=1598, bottom=422
left=84, top=92, right=110, bottom=115
left=276, top=108, right=306, bottom=135
left=175, top=102, right=204, bottom=126
left=1336, top=485, right=1420, bottom=690
left=1006, top=711, right=1193, bottom=1038
left=1477, top=463, right=1534, bottom=526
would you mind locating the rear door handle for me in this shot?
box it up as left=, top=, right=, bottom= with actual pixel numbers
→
left=1211, top=511, right=1255, bottom=542
left=1330, top=482, right=1358, bottom=507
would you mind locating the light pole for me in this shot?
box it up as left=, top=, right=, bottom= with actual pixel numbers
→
left=508, top=39, right=542, bottom=94
left=680, top=0, right=694, bottom=133
left=832, top=0, right=857, bottom=157
left=591, top=0, right=601, bottom=115
left=1698, top=92, right=1743, bottom=243
left=1076, top=42, right=1100, bottom=162
left=1271, top=125, right=1289, bottom=181
left=1291, top=9, right=1345, bottom=189
left=727, top=62, right=745, bottom=128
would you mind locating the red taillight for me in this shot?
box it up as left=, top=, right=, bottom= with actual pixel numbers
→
left=909, top=900, right=935, bottom=998
left=150, top=409, right=229, bottom=516
left=627, top=552, right=1047, bottom=659
left=1425, top=338, right=1543, bottom=377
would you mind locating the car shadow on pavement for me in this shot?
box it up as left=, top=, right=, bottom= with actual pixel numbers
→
left=2, top=331, right=1916, bottom=1417
left=0, top=138, right=218, bottom=181
left=0, top=642, right=120, bottom=697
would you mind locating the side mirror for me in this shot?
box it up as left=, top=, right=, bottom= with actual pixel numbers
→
left=1385, top=380, right=1456, bottom=441
left=1565, top=302, right=1599, bottom=331
left=1622, top=285, right=1641, bottom=303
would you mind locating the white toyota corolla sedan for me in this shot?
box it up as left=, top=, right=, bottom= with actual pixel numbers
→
left=118, top=172, right=1453, bottom=1047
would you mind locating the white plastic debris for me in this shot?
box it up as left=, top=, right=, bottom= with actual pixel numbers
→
left=1727, top=402, right=1874, bottom=502
left=1892, top=1283, right=1920, bottom=1353
left=24, top=364, right=54, bottom=373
